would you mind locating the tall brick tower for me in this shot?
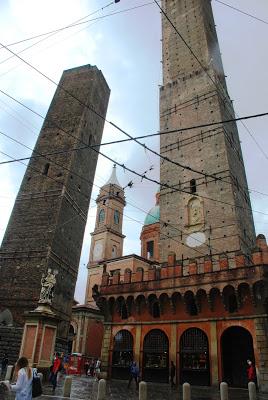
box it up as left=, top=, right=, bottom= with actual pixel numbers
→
left=0, top=65, right=110, bottom=342
left=159, top=0, right=255, bottom=262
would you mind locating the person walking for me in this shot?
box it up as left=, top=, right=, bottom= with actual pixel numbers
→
left=5, top=356, right=33, bottom=400
left=170, top=361, right=176, bottom=388
left=49, top=353, right=62, bottom=392
left=89, top=360, right=95, bottom=377
left=94, top=359, right=101, bottom=381
left=1, top=353, right=8, bottom=378
left=127, top=361, right=139, bottom=390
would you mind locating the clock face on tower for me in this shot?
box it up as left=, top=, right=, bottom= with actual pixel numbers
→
left=93, top=241, right=103, bottom=261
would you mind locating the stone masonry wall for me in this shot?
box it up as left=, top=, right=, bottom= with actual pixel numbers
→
left=0, top=326, right=23, bottom=365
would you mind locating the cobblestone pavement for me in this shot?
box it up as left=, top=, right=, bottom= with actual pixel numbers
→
left=0, top=375, right=260, bottom=400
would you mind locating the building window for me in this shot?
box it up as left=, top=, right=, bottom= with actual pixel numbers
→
left=147, top=241, right=154, bottom=258
left=190, top=179, right=196, bottom=193
left=112, top=245, right=117, bottom=258
left=43, top=163, right=50, bottom=176
left=98, top=209, right=105, bottom=223
left=114, top=210, right=120, bottom=224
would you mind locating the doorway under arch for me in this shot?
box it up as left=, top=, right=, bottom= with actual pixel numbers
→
left=67, top=324, right=75, bottom=354
left=221, top=326, right=255, bottom=387
left=180, top=328, right=210, bottom=386
left=143, top=329, right=169, bottom=383
left=112, top=330, right=133, bottom=380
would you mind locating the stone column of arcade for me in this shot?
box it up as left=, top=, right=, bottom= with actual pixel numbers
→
left=19, top=269, right=59, bottom=370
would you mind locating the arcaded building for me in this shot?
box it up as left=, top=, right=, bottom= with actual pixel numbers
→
left=92, top=0, right=268, bottom=393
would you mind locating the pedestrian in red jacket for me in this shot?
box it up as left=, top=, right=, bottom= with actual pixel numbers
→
left=247, top=359, right=256, bottom=382
left=49, top=353, right=62, bottom=392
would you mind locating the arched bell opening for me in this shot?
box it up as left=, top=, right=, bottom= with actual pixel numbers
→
left=143, top=329, right=169, bottom=383
left=112, top=330, right=133, bottom=380
left=179, top=328, right=210, bottom=386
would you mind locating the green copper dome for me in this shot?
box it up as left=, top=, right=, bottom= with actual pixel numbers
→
left=144, top=205, right=160, bottom=226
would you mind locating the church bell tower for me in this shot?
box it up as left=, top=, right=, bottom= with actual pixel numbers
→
left=159, top=0, right=255, bottom=262
left=85, top=166, right=125, bottom=304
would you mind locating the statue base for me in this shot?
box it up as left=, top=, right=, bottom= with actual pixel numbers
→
left=20, top=304, right=59, bottom=368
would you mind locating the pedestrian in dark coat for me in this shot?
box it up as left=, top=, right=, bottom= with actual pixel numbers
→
left=170, top=361, right=176, bottom=387
left=127, top=361, right=139, bottom=390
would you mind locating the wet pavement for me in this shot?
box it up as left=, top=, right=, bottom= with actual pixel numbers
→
left=0, top=375, right=264, bottom=400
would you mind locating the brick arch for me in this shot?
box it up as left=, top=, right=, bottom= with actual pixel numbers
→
left=220, top=325, right=255, bottom=388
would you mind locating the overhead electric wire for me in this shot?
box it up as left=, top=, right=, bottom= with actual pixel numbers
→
left=214, top=0, right=268, bottom=26
left=1, top=34, right=268, bottom=189
left=153, top=0, right=268, bottom=164
left=0, top=144, right=219, bottom=259
left=0, top=84, right=268, bottom=218
left=0, top=1, right=156, bottom=51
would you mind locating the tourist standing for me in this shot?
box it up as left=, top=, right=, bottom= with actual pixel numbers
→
left=94, top=359, right=101, bottom=381
left=1, top=353, right=8, bottom=377
left=49, top=353, right=62, bottom=392
left=127, top=361, right=139, bottom=390
left=170, top=361, right=176, bottom=387
left=247, top=359, right=256, bottom=383
left=89, top=359, right=95, bottom=377
left=5, top=356, right=33, bottom=400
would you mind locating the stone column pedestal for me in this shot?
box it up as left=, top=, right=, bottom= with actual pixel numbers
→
left=20, top=304, right=59, bottom=369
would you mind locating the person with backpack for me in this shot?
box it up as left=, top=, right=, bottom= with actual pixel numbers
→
left=127, top=361, right=139, bottom=390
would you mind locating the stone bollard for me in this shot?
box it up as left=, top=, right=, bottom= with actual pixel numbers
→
left=62, top=375, right=72, bottom=398
left=220, top=382, right=228, bottom=400
left=97, top=379, right=106, bottom=400
left=183, top=382, right=191, bottom=400
left=139, top=381, right=147, bottom=400
left=248, top=382, right=257, bottom=400
left=5, top=366, right=13, bottom=381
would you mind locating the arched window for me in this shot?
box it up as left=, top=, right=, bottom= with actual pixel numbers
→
left=152, top=302, right=160, bottom=318
left=112, top=330, right=133, bottom=379
left=112, top=245, right=117, bottom=258
left=190, top=179, right=197, bottom=194
left=98, top=209, right=105, bottom=223
left=143, top=329, right=169, bottom=383
left=114, top=210, right=120, bottom=224
left=180, top=328, right=210, bottom=386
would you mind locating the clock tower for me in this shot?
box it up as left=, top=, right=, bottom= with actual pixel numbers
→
left=85, top=166, right=125, bottom=305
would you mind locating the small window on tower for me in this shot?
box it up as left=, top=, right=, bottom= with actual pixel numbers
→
left=190, top=179, right=197, bottom=194
left=114, top=210, right=120, bottom=224
left=43, top=163, right=50, bottom=176
left=98, top=209, right=105, bottom=223
left=112, top=245, right=117, bottom=258
left=147, top=241, right=154, bottom=258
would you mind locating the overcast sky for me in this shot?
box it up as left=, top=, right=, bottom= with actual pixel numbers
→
left=0, top=0, right=267, bottom=303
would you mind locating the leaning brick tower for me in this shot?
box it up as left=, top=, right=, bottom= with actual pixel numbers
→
left=159, top=0, right=255, bottom=262
left=0, top=65, right=110, bottom=344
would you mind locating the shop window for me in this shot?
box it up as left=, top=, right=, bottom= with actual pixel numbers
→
left=112, top=330, right=133, bottom=379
